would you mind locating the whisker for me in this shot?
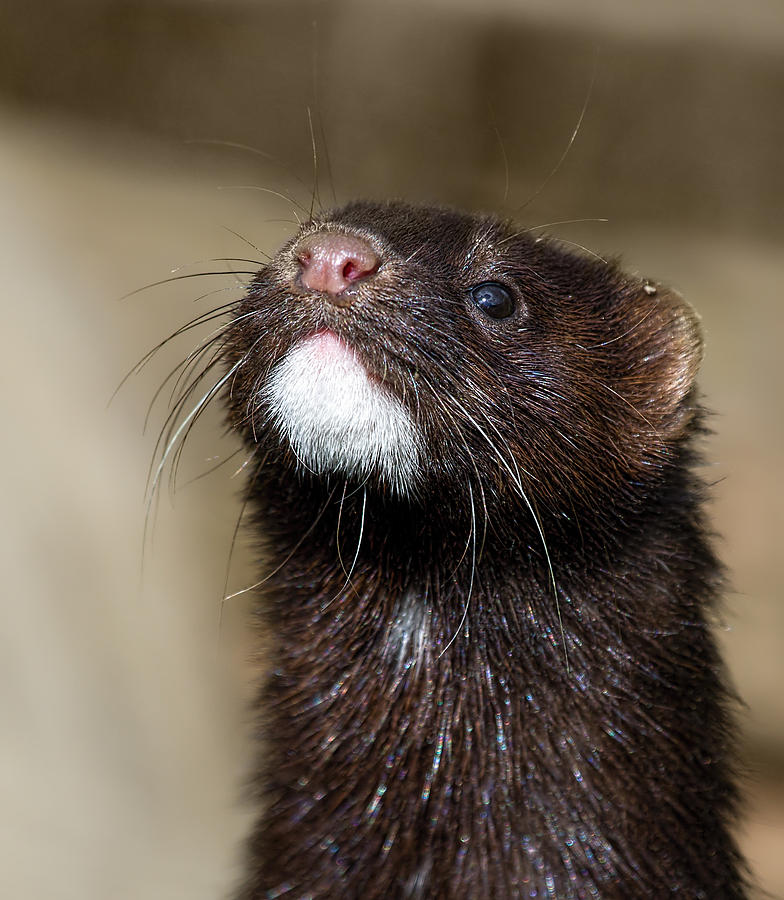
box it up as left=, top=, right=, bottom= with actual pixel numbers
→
left=224, top=483, right=340, bottom=601
left=111, top=299, right=238, bottom=407
left=145, top=325, right=232, bottom=434
left=334, top=480, right=350, bottom=579
left=549, top=237, right=608, bottom=265
left=119, top=270, right=256, bottom=302
left=183, top=445, right=246, bottom=488
left=221, top=225, right=275, bottom=260
left=342, top=487, right=367, bottom=591
left=169, top=257, right=266, bottom=273
left=526, top=217, right=609, bottom=232
left=218, top=446, right=261, bottom=636
left=216, top=185, right=307, bottom=223
left=487, top=101, right=511, bottom=206
left=438, top=480, right=476, bottom=659
left=306, top=106, right=321, bottom=221
left=309, top=24, right=338, bottom=208
left=599, top=382, right=658, bottom=434
left=184, top=138, right=313, bottom=195
left=515, top=62, right=596, bottom=216
left=146, top=352, right=224, bottom=484
left=148, top=358, right=245, bottom=506
left=582, top=306, right=658, bottom=350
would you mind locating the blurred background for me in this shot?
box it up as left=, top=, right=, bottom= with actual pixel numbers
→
left=0, top=1, right=781, bottom=897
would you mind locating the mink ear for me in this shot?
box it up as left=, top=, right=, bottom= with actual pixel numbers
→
left=622, top=286, right=704, bottom=439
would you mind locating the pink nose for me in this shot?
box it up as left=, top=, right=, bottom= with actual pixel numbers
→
left=295, top=232, right=379, bottom=296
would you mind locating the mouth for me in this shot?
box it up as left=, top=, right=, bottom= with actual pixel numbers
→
left=294, top=326, right=398, bottom=393
left=298, top=329, right=363, bottom=372
left=259, top=329, right=423, bottom=495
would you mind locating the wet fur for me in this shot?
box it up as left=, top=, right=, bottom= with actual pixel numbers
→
left=204, top=201, right=746, bottom=897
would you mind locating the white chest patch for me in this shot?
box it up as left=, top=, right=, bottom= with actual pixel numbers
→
left=389, top=590, right=430, bottom=671
left=262, top=332, right=422, bottom=494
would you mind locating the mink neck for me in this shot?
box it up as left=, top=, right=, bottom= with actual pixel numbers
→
left=245, top=466, right=742, bottom=897
left=250, top=462, right=712, bottom=683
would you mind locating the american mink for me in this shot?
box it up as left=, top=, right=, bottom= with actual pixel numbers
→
left=206, top=200, right=746, bottom=897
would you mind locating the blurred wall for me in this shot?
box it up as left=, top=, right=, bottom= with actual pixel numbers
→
left=1, top=0, right=783, bottom=234
left=0, top=1, right=781, bottom=897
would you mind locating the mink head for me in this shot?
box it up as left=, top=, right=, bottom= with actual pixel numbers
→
left=222, top=200, right=702, bottom=521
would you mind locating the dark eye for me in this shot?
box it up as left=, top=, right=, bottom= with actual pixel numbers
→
left=469, top=282, right=516, bottom=320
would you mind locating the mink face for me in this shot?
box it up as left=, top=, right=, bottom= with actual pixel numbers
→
left=224, top=200, right=701, bottom=521
left=215, top=201, right=745, bottom=899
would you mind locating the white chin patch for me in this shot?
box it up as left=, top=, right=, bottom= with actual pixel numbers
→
left=262, top=332, right=422, bottom=495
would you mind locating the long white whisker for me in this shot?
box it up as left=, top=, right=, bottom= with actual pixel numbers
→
left=218, top=449, right=260, bottom=636
left=334, top=481, right=349, bottom=579
left=225, top=482, right=339, bottom=601
left=599, top=382, right=658, bottom=434
left=515, top=62, right=596, bottom=216
left=438, top=480, right=476, bottom=659
left=216, top=185, right=306, bottom=222
left=345, top=487, right=367, bottom=586
left=148, top=360, right=244, bottom=504
left=321, top=483, right=369, bottom=612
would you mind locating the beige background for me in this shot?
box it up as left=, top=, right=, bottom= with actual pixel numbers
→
left=0, top=1, right=781, bottom=897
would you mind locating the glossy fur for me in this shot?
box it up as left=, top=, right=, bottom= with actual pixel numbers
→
left=217, top=201, right=746, bottom=898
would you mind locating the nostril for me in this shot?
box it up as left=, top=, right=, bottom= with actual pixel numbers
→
left=342, top=259, right=361, bottom=282
left=295, top=232, right=379, bottom=296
